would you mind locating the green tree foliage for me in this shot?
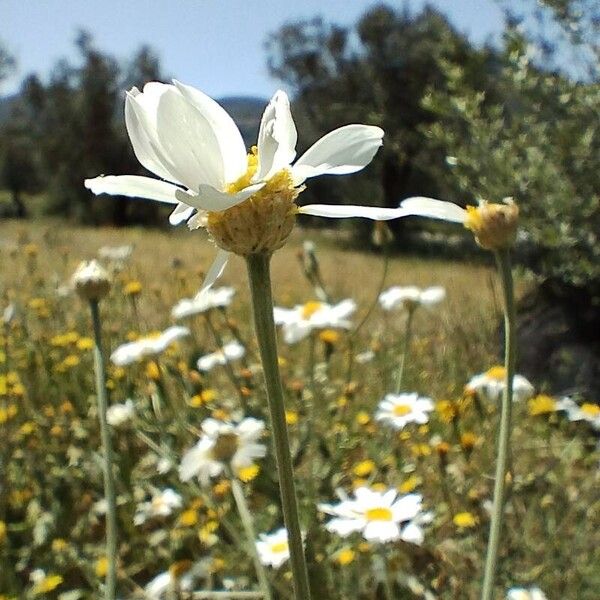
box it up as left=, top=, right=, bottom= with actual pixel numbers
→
left=19, top=33, right=166, bottom=225
left=266, top=4, right=500, bottom=228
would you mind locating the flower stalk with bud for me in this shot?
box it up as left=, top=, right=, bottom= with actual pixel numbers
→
left=400, top=196, right=519, bottom=600
left=72, top=261, right=117, bottom=600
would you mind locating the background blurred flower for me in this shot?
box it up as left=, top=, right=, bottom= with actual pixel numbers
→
left=379, top=285, right=446, bottom=312
left=196, top=340, right=245, bottom=372
left=179, top=417, right=266, bottom=485
left=255, top=527, right=290, bottom=568
left=134, top=488, right=183, bottom=525
left=376, top=393, right=435, bottom=430
left=106, top=399, right=135, bottom=428
left=110, top=326, right=190, bottom=366
left=319, top=487, right=426, bottom=543
left=506, top=587, right=548, bottom=600
left=172, top=286, right=235, bottom=319
left=274, top=299, right=356, bottom=344
left=466, top=367, right=534, bottom=403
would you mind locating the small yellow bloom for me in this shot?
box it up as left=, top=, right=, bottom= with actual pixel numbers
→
left=355, top=411, right=370, bottom=425
left=0, top=520, right=6, bottom=544
left=410, top=443, right=431, bottom=457
left=237, top=464, right=260, bottom=482
left=336, top=547, right=356, bottom=566
left=145, top=361, right=161, bottom=381
left=32, top=574, right=63, bottom=595
left=453, top=512, right=478, bottom=529
left=124, top=280, right=142, bottom=296
left=460, top=432, right=479, bottom=451
left=212, top=479, right=231, bottom=496
left=398, top=474, right=422, bottom=494
left=95, top=556, right=108, bottom=577
left=179, top=509, right=199, bottom=527
left=528, top=394, right=557, bottom=416
left=51, top=538, right=68, bottom=552
left=436, top=400, right=458, bottom=423
left=580, top=403, right=600, bottom=417
left=319, top=329, right=340, bottom=345
left=63, top=354, right=80, bottom=368
left=285, top=410, right=299, bottom=425
left=352, top=460, right=376, bottom=478
left=77, top=337, right=94, bottom=351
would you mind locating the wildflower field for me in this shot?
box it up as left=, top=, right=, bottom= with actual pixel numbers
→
left=0, top=218, right=598, bottom=599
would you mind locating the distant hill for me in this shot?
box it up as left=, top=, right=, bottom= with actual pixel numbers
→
left=0, top=92, right=266, bottom=146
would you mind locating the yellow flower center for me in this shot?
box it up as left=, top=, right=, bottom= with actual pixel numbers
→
left=393, top=404, right=412, bottom=417
left=528, top=394, right=556, bottom=416
left=301, top=301, right=323, bottom=319
left=207, top=153, right=301, bottom=256
left=580, top=403, right=600, bottom=417
left=364, top=507, right=393, bottom=522
left=485, top=366, right=506, bottom=380
left=270, top=541, right=289, bottom=554
left=464, top=200, right=519, bottom=250
left=226, top=147, right=259, bottom=194
left=453, top=511, right=478, bottom=528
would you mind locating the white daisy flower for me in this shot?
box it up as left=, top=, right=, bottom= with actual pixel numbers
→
left=375, top=393, right=435, bottom=430
left=172, top=286, right=235, bottom=319
left=144, top=562, right=209, bottom=599
left=465, top=366, right=535, bottom=403
left=196, top=340, right=245, bottom=372
left=558, top=397, right=600, bottom=430
left=134, top=488, right=183, bottom=525
left=379, top=286, right=446, bottom=312
left=255, top=527, right=291, bottom=568
left=319, top=487, right=427, bottom=544
left=106, top=399, right=135, bottom=428
left=98, top=244, right=134, bottom=263
left=506, top=587, right=548, bottom=600
left=273, top=299, right=356, bottom=344
left=84, top=81, right=409, bottom=295
left=110, top=326, right=190, bottom=366
left=179, top=417, right=266, bottom=485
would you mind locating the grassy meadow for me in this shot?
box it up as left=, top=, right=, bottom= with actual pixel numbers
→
left=0, top=218, right=598, bottom=599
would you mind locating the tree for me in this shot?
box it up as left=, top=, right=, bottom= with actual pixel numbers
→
left=266, top=4, right=500, bottom=235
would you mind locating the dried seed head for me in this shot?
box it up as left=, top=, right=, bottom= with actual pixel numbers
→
left=72, top=260, right=111, bottom=301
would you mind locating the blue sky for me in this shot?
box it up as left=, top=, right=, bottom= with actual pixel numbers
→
left=2, top=0, right=505, bottom=98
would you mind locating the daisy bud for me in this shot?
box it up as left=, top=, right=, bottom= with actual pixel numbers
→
left=72, top=260, right=111, bottom=301
left=464, top=198, right=519, bottom=250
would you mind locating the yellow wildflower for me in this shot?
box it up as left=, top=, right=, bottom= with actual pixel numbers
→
left=453, top=512, right=478, bottom=529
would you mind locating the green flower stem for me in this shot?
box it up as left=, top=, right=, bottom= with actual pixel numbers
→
left=230, top=476, right=273, bottom=600
left=246, top=253, right=311, bottom=600
left=372, top=550, right=394, bottom=600
left=481, top=249, right=516, bottom=600
left=394, top=307, right=415, bottom=394
left=89, top=300, right=117, bottom=600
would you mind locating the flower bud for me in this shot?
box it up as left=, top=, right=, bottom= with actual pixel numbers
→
left=464, top=199, right=519, bottom=250
left=72, top=260, right=111, bottom=301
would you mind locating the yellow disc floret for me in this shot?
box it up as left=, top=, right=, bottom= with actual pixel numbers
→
left=207, top=156, right=302, bottom=255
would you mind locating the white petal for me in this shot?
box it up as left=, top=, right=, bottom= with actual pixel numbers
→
left=401, top=522, right=424, bottom=545
left=400, top=197, right=466, bottom=223
left=84, top=175, right=180, bottom=203
left=125, top=88, right=178, bottom=183
left=175, top=183, right=264, bottom=212
left=298, top=204, right=408, bottom=220
left=255, top=90, right=297, bottom=181
left=364, top=521, right=401, bottom=543
left=292, top=124, right=383, bottom=184
left=169, top=202, right=195, bottom=225
left=325, top=517, right=365, bottom=537
left=156, top=87, right=225, bottom=191
left=173, top=80, right=247, bottom=183
left=199, top=250, right=230, bottom=295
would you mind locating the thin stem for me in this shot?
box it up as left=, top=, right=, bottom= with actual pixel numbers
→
left=230, top=477, right=273, bottom=600
left=372, top=550, right=394, bottom=600
left=246, top=254, right=311, bottom=600
left=90, top=300, right=117, bottom=600
left=394, top=308, right=415, bottom=394
left=481, top=249, right=516, bottom=600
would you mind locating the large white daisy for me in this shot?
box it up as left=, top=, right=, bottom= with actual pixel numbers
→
left=85, top=81, right=408, bottom=293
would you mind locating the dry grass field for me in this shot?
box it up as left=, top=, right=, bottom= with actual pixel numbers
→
left=0, top=218, right=598, bottom=599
